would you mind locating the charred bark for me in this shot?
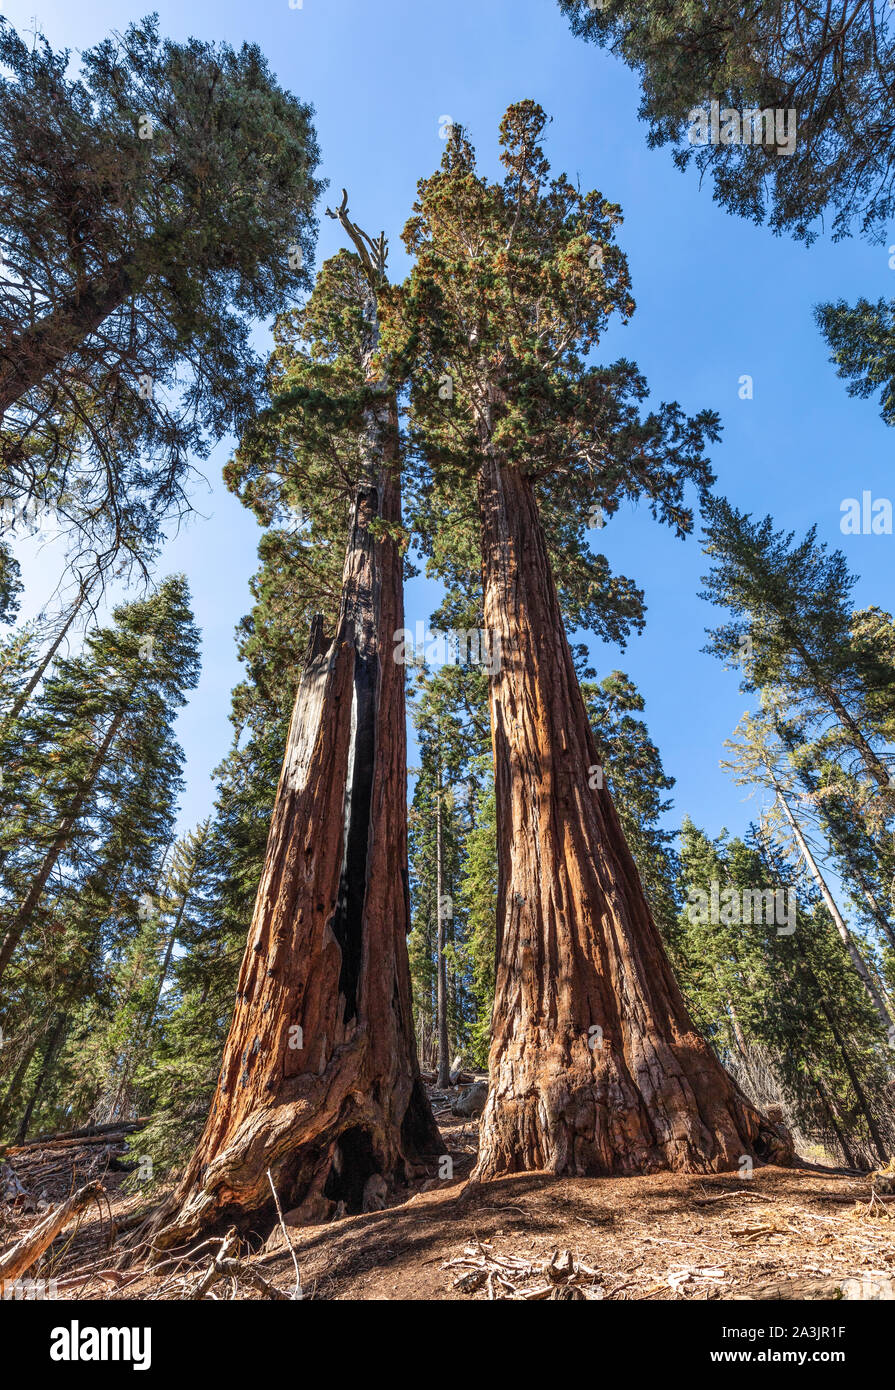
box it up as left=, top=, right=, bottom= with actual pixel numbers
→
left=149, top=447, right=440, bottom=1253
left=473, top=448, right=792, bottom=1180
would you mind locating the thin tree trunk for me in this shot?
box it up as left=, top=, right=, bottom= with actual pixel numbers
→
left=753, top=826, right=887, bottom=1166
left=815, top=993, right=887, bottom=1166
left=15, top=1014, right=66, bottom=1145
left=775, top=787, right=893, bottom=1029
left=472, top=446, right=790, bottom=1180
left=783, top=740, right=895, bottom=953
left=0, top=1031, right=40, bottom=1136
left=814, top=1077, right=858, bottom=1169
left=2, top=579, right=95, bottom=731
left=725, top=999, right=765, bottom=1101
left=102, top=839, right=204, bottom=1124
left=858, top=880, right=895, bottom=953
left=773, top=628, right=894, bottom=794
left=144, top=830, right=206, bottom=1037
left=435, top=756, right=450, bottom=1088
left=146, top=434, right=440, bottom=1254
left=814, top=674, right=892, bottom=794
left=0, top=700, right=128, bottom=981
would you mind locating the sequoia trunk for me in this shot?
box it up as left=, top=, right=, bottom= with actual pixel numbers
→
left=473, top=449, right=791, bottom=1179
left=149, top=425, right=440, bottom=1252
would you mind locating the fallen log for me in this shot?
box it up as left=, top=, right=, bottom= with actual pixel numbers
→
left=29, top=1119, right=149, bottom=1145
left=2, top=1131, right=136, bottom=1157
left=2, top=1119, right=147, bottom=1156
left=0, top=1180, right=104, bottom=1285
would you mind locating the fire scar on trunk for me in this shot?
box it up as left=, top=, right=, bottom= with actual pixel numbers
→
left=146, top=477, right=440, bottom=1253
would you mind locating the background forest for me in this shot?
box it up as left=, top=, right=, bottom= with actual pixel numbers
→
left=3, top=0, right=895, bottom=1208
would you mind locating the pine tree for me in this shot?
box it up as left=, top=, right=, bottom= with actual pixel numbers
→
left=557, top=0, right=895, bottom=244
left=0, top=540, right=22, bottom=625
left=676, top=819, right=895, bottom=1168
left=0, top=575, right=200, bottom=984
left=815, top=299, right=895, bottom=428
left=723, top=705, right=893, bottom=1032
left=408, top=661, right=489, bottom=1076
left=701, top=498, right=895, bottom=805
left=0, top=14, right=321, bottom=562
left=0, top=578, right=199, bottom=1140
left=80, top=822, right=212, bottom=1133
left=776, top=717, right=895, bottom=954
left=459, top=760, right=498, bottom=1069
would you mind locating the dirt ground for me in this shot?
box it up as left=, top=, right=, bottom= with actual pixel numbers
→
left=3, top=1102, right=895, bottom=1301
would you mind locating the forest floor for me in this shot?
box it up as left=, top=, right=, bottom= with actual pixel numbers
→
left=3, top=1091, right=895, bottom=1301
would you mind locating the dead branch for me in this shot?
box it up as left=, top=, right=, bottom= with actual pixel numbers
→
left=0, top=1180, right=104, bottom=1284
left=266, top=1168, right=302, bottom=1299
left=325, top=188, right=388, bottom=285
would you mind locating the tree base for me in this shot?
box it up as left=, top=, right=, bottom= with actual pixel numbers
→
left=148, top=1068, right=440, bottom=1255
left=474, top=1042, right=795, bottom=1181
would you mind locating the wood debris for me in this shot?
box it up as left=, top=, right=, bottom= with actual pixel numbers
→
left=444, top=1241, right=604, bottom=1300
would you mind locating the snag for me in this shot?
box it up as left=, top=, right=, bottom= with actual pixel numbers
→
left=149, top=471, right=440, bottom=1252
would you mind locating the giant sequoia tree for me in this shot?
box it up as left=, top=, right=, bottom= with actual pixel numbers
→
left=388, top=103, right=791, bottom=1179
left=148, top=217, right=439, bottom=1251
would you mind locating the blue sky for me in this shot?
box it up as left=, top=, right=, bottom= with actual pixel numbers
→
left=5, top=0, right=894, bottom=855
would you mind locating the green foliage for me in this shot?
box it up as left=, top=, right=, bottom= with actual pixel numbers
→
left=583, top=670, right=680, bottom=942
left=558, top=0, right=895, bottom=244
left=408, top=662, right=490, bottom=1067
left=676, top=819, right=894, bottom=1167
left=0, top=541, right=22, bottom=624
left=701, top=497, right=895, bottom=802
left=385, top=101, right=718, bottom=645
left=815, top=297, right=895, bottom=428
left=0, top=576, right=200, bottom=1141
left=458, top=762, right=498, bottom=1068
left=0, top=13, right=322, bottom=575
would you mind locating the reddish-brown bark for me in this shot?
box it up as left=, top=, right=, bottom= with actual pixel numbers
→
left=150, top=436, right=440, bottom=1251
left=473, top=447, right=793, bottom=1181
